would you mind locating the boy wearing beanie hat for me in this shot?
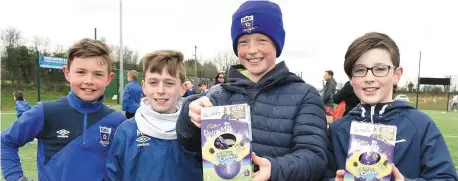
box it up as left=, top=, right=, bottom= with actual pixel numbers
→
left=176, top=1, right=335, bottom=181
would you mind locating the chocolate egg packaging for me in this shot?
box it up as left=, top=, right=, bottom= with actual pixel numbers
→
left=344, top=122, right=397, bottom=181
left=201, top=104, right=252, bottom=181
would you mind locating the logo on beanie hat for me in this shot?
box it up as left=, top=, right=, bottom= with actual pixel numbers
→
left=241, top=15, right=257, bottom=33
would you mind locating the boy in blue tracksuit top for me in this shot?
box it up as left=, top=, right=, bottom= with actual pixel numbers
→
left=105, top=50, right=202, bottom=181
left=13, top=90, right=32, bottom=118
left=122, top=70, right=142, bottom=119
left=197, top=80, right=208, bottom=96
left=328, top=32, right=457, bottom=180
left=1, top=38, right=126, bottom=181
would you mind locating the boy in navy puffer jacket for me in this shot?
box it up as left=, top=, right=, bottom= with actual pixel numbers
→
left=176, top=1, right=335, bottom=181
left=328, top=32, right=457, bottom=181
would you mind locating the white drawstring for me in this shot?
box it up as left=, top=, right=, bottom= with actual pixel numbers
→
left=370, top=106, right=375, bottom=124
left=361, top=106, right=366, bottom=118
left=379, top=104, right=388, bottom=115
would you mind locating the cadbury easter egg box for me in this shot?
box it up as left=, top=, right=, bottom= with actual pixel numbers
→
left=344, top=122, right=397, bottom=181
left=201, top=104, right=253, bottom=181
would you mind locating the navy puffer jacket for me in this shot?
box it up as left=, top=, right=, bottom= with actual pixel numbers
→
left=177, top=61, right=335, bottom=181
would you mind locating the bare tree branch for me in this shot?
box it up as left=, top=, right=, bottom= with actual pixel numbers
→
left=32, top=36, right=51, bottom=54
left=1, top=28, right=22, bottom=47
left=213, top=51, right=238, bottom=73
left=54, top=44, right=64, bottom=54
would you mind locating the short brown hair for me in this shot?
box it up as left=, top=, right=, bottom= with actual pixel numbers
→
left=128, top=70, right=138, bottom=80
left=325, top=70, right=334, bottom=77
left=142, top=50, right=186, bottom=83
left=344, top=32, right=400, bottom=77
left=14, top=90, right=24, bottom=99
left=198, top=80, right=207, bottom=87
left=67, top=38, right=112, bottom=73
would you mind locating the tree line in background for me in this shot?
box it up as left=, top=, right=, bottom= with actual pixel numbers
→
left=395, top=81, right=457, bottom=94
left=332, top=80, right=456, bottom=94
left=0, top=27, right=238, bottom=92
left=6, top=27, right=453, bottom=94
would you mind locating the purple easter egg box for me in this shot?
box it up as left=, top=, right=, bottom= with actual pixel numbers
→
left=201, top=104, right=253, bottom=181
left=344, top=122, right=397, bottom=181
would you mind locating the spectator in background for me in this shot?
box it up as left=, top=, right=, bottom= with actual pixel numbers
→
left=182, top=80, right=194, bottom=97
left=322, top=70, right=337, bottom=125
left=13, top=90, right=32, bottom=119
left=13, top=90, right=34, bottom=145
left=452, top=94, right=457, bottom=111
left=198, top=80, right=208, bottom=96
left=332, top=81, right=360, bottom=116
left=322, top=70, right=337, bottom=109
left=122, top=70, right=143, bottom=119
left=214, top=72, right=225, bottom=85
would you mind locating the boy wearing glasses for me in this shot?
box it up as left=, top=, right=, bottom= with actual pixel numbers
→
left=328, top=32, right=457, bottom=180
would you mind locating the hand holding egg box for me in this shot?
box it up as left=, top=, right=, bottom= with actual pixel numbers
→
left=201, top=104, right=253, bottom=181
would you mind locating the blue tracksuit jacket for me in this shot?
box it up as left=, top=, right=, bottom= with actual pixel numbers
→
left=1, top=91, right=126, bottom=181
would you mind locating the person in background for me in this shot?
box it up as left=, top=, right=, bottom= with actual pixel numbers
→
left=322, top=70, right=337, bottom=125
left=13, top=90, right=32, bottom=119
left=182, top=80, right=194, bottom=97
left=214, top=72, right=225, bottom=85
left=332, top=81, right=360, bottom=116
left=13, top=90, right=35, bottom=145
left=122, top=70, right=143, bottom=119
left=322, top=70, right=337, bottom=109
left=451, top=94, right=457, bottom=111
left=198, top=80, right=209, bottom=96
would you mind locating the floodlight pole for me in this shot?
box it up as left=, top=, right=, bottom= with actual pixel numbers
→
left=415, top=51, right=421, bottom=109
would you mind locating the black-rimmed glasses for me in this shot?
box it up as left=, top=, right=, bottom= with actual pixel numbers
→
left=351, top=65, right=396, bottom=77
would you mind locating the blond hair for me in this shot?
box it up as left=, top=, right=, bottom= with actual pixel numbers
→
left=128, top=70, right=138, bottom=80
